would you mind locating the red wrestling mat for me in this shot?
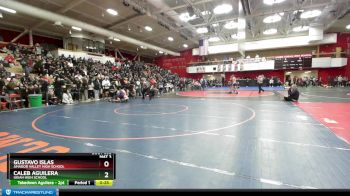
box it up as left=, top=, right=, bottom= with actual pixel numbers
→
left=177, top=90, right=274, bottom=97
left=296, top=102, right=350, bottom=144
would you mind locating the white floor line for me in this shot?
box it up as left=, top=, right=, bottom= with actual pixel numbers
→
left=301, top=93, right=350, bottom=100
left=259, top=119, right=324, bottom=126
left=257, top=110, right=302, bottom=113
left=84, top=143, right=101, bottom=147
left=92, top=120, right=109, bottom=123
left=259, top=138, right=350, bottom=151
left=176, top=113, right=236, bottom=120
left=328, top=127, right=346, bottom=130
left=55, top=115, right=71, bottom=119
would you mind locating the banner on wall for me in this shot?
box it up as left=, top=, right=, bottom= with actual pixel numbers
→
left=312, top=57, right=347, bottom=68
left=187, top=60, right=275, bottom=73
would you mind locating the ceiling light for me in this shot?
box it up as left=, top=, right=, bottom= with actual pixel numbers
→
left=263, top=0, right=285, bottom=5
left=196, top=27, right=208, bottom=34
left=106, top=8, right=118, bottom=16
left=159, top=51, right=164, bottom=54
left=300, top=10, right=321, bottom=19
left=293, top=10, right=304, bottom=14
left=293, top=26, right=309, bottom=32
left=224, top=21, right=238, bottom=29
left=208, top=37, right=220, bottom=42
left=0, top=13, right=3, bottom=18
left=145, top=26, right=153, bottom=31
left=263, top=14, right=281, bottom=23
left=140, top=46, right=147, bottom=49
left=237, top=32, right=246, bottom=40
left=346, top=24, right=350, bottom=29
left=168, top=37, right=174, bottom=41
left=113, top=38, right=120, bottom=41
left=263, top=28, right=277, bottom=35
left=213, top=4, right=233, bottom=15
left=201, top=11, right=211, bottom=16
left=212, top=23, right=219, bottom=27
left=179, top=12, right=197, bottom=22
left=183, top=44, right=188, bottom=48
left=231, top=34, right=238, bottom=39
left=0, top=6, right=16, bottom=14
left=238, top=20, right=246, bottom=29
left=71, top=26, right=82, bottom=31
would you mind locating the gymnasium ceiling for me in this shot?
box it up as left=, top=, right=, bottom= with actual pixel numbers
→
left=0, top=0, right=349, bottom=58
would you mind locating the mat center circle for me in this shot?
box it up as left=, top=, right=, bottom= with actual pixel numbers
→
left=114, top=104, right=189, bottom=115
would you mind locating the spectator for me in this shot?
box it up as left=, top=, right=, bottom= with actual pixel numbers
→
left=102, top=77, right=111, bottom=99
left=337, top=75, right=343, bottom=87
left=0, top=77, right=5, bottom=95
left=257, top=75, right=265, bottom=93
left=269, top=78, right=274, bottom=87
left=4, top=53, right=15, bottom=67
left=93, top=78, right=101, bottom=101
left=62, top=89, right=74, bottom=104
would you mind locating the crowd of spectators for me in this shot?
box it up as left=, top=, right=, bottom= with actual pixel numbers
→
left=0, top=43, right=181, bottom=108
left=331, top=75, right=349, bottom=87
left=286, top=75, right=350, bottom=88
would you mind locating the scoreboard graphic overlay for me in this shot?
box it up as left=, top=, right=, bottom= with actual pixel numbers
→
left=274, top=54, right=312, bottom=70
left=7, top=153, right=116, bottom=187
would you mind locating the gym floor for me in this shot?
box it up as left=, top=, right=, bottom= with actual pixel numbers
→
left=1, top=87, right=350, bottom=189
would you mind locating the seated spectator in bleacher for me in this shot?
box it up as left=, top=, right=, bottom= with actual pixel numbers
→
left=6, top=78, right=18, bottom=94
left=284, top=84, right=299, bottom=102
left=35, top=43, right=42, bottom=56
left=46, top=51, right=53, bottom=59
left=4, top=53, right=15, bottom=67
left=0, top=46, right=9, bottom=53
left=62, top=89, right=74, bottom=105
left=47, top=89, right=58, bottom=105
left=0, top=77, right=5, bottom=95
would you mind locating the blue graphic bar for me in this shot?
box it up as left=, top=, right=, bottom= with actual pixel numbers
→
left=1, top=188, right=57, bottom=196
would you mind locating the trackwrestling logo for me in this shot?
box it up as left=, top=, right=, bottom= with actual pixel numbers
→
left=2, top=189, right=56, bottom=196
